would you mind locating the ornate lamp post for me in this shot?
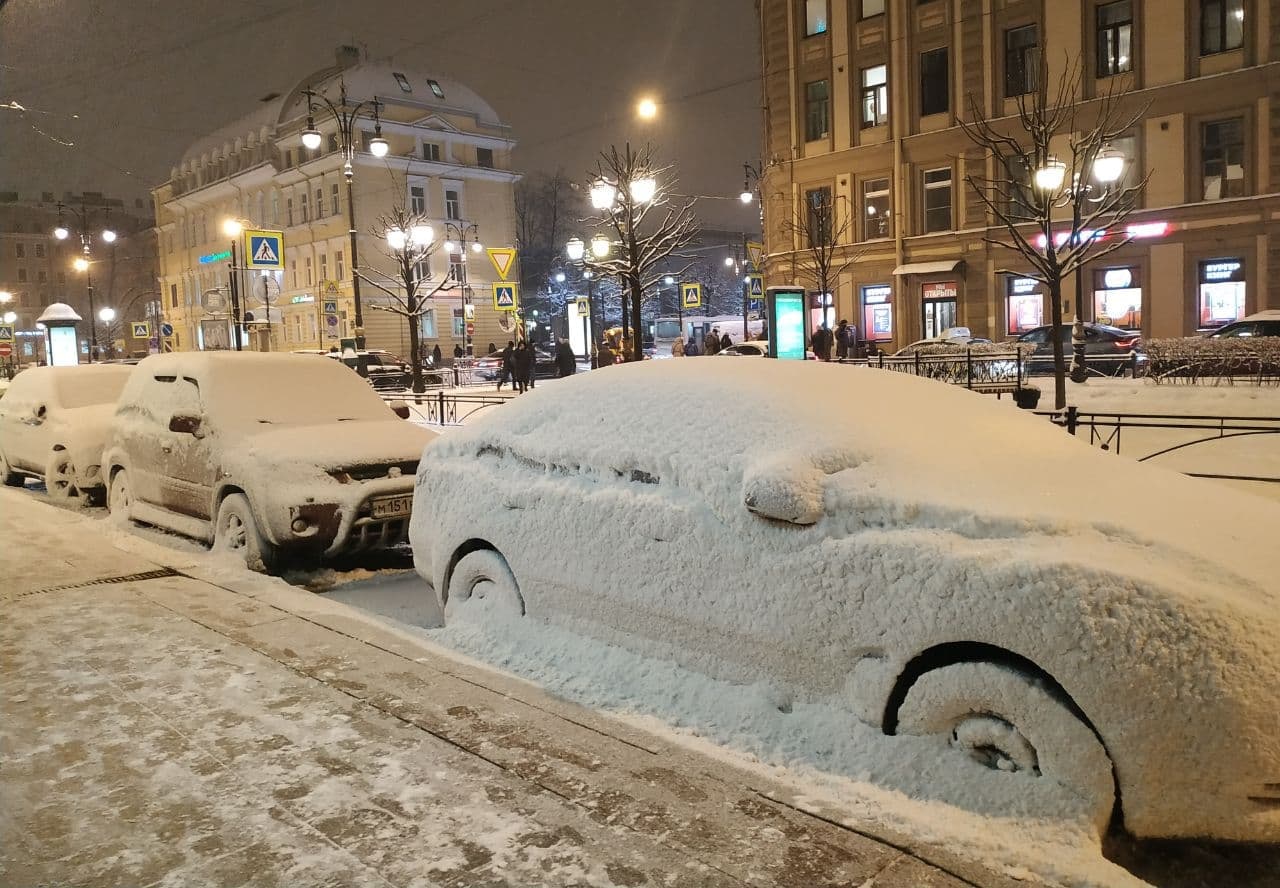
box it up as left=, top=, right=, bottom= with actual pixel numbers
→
left=300, top=81, right=389, bottom=349
left=441, top=221, right=483, bottom=357
left=54, top=203, right=117, bottom=362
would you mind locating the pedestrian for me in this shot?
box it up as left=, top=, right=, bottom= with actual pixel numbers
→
left=497, top=340, right=514, bottom=390
left=487, top=342, right=497, bottom=355
left=671, top=336, right=685, bottom=357
left=684, top=336, right=700, bottom=357
left=453, top=343, right=464, bottom=362
left=513, top=340, right=533, bottom=393
left=812, top=324, right=833, bottom=361
left=432, top=343, right=443, bottom=367
left=719, top=331, right=732, bottom=351
left=835, top=319, right=852, bottom=360
left=597, top=339, right=616, bottom=367
left=703, top=328, right=721, bottom=356
left=554, top=338, right=576, bottom=377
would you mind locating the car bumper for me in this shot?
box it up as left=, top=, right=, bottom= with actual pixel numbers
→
left=265, top=478, right=416, bottom=559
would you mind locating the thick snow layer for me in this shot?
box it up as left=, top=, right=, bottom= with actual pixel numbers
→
left=35, top=301, right=82, bottom=323
left=411, top=359, right=1280, bottom=843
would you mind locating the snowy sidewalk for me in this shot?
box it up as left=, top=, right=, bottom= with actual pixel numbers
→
left=0, top=490, right=1018, bottom=888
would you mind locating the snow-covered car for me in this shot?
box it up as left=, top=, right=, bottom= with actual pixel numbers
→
left=893, top=327, right=993, bottom=355
left=0, top=364, right=135, bottom=502
left=1206, top=309, right=1280, bottom=338
left=409, top=359, right=1280, bottom=842
left=104, top=352, right=435, bottom=571
left=293, top=348, right=444, bottom=390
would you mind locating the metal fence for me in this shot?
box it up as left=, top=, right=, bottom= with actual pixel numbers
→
left=380, top=390, right=511, bottom=426
left=838, top=350, right=1031, bottom=392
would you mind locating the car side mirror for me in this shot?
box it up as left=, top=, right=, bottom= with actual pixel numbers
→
left=169, top=412, right=205, bottom=438
left=389, top=400, right=410, bottom=420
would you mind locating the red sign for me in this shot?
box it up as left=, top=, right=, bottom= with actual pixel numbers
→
left=922, top=281, right=958, bottom=301
left=465, top=322, right=475, bottom=336
left=0, top=342, right=12, bottom=358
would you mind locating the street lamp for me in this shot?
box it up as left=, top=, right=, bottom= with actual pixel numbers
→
left=1034, top=156, right=1067, bottom=193
left=590, top=234, right=611, bottom=259
left=589, top=178, right=617, bottom=210
left=301, top=80, right=389, bottom=348
left=1092, top=144, right=1126, bottom=185
left=441, top=220, right=482, bottom=357
left=53, top=202, right=118, bottom=362
left=636, top=97, right=658, bottom=120
left=629, top=176, right=657, bottom=205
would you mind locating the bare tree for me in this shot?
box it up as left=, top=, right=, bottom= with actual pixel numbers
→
left=356, top=204, right=454, bottom=393
left=515, top=171, right=576, bottom=291
left=781, top=191, right=863, bottom=334
left=960, top=55, right=1149, bottom=409
left=580, top=143, right=699, bottom=362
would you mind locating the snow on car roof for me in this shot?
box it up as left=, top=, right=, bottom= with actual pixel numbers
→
left=430, top=359, right=1280, bottom=608
left=6, top=364, right=134, bottom=409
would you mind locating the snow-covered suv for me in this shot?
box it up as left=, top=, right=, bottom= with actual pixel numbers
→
left=103, top=352, right=434, bottom=571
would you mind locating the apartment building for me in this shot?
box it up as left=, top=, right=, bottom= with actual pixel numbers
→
left=152, top=47, right=521, bottom=358
left=758, top=0, right=1279, bottom=349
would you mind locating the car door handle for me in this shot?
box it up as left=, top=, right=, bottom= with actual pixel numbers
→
left=161, top=445, right=172, bottom=454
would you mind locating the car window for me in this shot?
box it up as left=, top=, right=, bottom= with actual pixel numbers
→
left=1019, top=329, right=1048, bottom=344
left=1216, top=323, right=1255, bottom=338
left=1256, top=322, right=1280, bottom=336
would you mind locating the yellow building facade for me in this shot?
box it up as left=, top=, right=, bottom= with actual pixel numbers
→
left=759, top=0, right=1280, bottom=349
left=153, top=49, right=521, bottom=359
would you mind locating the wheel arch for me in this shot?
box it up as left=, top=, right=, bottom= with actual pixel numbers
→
left=441, top=538, right=501, bottom=607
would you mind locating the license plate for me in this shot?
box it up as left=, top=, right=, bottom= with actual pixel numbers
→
left=371, top=495, right=412, bottom=520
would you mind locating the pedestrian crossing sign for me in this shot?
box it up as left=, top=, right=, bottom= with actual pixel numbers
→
left=680, top=282, right=702, bottom=309
left=576, top=297, right=590, bottom=317
left=748, top=274, right=764, bottom=297
left=492, top=281, right=519, bottom=311
left=244, top=229, right=285, bottom=270
left=131, top=321, right=150, bottom=338
left=0, top=325, right=13, bottom=342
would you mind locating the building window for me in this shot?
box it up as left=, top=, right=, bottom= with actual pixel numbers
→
left=335, top=250, right=345, bottom=280
left=1201, top=118, right=1245, bottom=200
left=805, top=80, right=830, bottom=141
left=1005, top=25, right=1038, bottom=96
left=476, top=147, right=494, bottom=168
left=861, top=0, right=885, bottom=17
left=921, top=282, right=959, bottom=338
left=863, top=178, right=891, bottom=240
left=315, top=187, right=324, bottom=219
left=861, top=284, right=893, bottom=342
left=290, top=259, right=297, bottom=289
left=1096, top=1, right=1133, bottom=77
left=35, top=243, right=45, bottom=258
left=861, top=65, right=888, bottom=127
left=1198, top=258, right=1246, bottom=327
left=393, top=72, right=412, bottom=92
left=410, top=185, right=426, bottom=214
left=804, top=0, right=828, bottom=35
left=57, top=272, right=65, bottom=286
left=428, top=79, right=445, bottom=99
left=15, top=243, right=24, bottom=258
left=286, top=197, right=294, bottom=227
left=37, top=270, right=47, bottom=283
left=1201, top=0, right=1244, bottom=54
left=449, top=252, right=465, bottom=282
left=305, top=256, right=313, bottom=287
left=327, top=133, right=339, bottom=153
left=1093, top=266, right=1142, bottom=329
left=18, top=268, right=27, bottom=282
left=920, top=48, right=949, bottom=116
left=1005, top=276, right=1044, bottom=334
left=319, top=253, right=328, bottom=281
left=423, top=142, right=442, bottom=162
left=170, top=283, right=178, bottom=308
left=451, top=307, right=465, bottom=336
left=272, top=192, right=280, bottom=225
left=422, top=308, right=437, bottom=339
left=445, top=189, right=461, bottom=220
left=804, top=186, right=833, bottom=246
left=300, top=191, right=309, bottom=223
left=413, top=258, right=429, bottom=283
left=922, top=167, right=952, bottom=233
left=331, top=184, right=340, bottom=216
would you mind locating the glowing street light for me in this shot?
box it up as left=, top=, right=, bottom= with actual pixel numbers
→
left=1034, top=156, right=1067, bottom=192
left=565, top=237, right=585, bottom=262
left=590, top=235, right=611, bottom=258
left=636, top=97, right=658, bottom=120
left=98, top=307, right=116, bottom=323
left=1092, top=144, right=1126, bottom=185
left=629, top=175, right=657, bottom=205
left=73, top=256, right=90, bottom=272
left=53, top=225, right=69, bottom=240
left=101, top=229, right=117, bottom=243
left=1, top=311, right=15, bottom=325
left=222, top=218, right=243, bottom=238
left=590, top=178, right=617, bottom=210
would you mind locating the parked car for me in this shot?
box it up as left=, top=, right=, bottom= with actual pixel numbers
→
left=717, top=341, right=818, bottom=360
left=894, top=327, right=992, bottom=356
left=1012, top=322, right=1143, bottom=374
left=293, top=348, right=443, bottom=390
left=104, top=353, right=435, bottom=571
left=409, top=358, right=1280, bottom=842
left=0, top=364, right=135, bottom=502
left=1206, top=310, right=1280, bottom=338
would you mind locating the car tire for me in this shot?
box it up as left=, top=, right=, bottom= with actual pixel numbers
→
left=213, top=493, right=276, bottom=573
left=44, top=450, right=78, bottom=501
left=0, top=450, right=23, bottom=487
left=107, top=468, right=133, bottom=523
left=895, top=661, right=1114, bottom=836
left=444, top=548, right=525, bottom=622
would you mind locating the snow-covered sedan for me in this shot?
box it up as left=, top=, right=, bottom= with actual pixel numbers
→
left=409, top=359, right=1280, bottom=842
left=0, top=364, right=135, bottom=502
left=104, top=352, right=435, bottom=571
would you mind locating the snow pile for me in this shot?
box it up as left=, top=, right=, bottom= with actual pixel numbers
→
left=1145, top=336, right=1280, bottom=384
left=411, top=359, right=1280, bottom=844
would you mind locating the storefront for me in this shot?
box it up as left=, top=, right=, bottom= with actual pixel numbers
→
left=810, top=291, right=835, bottom=333
left=1092, top=265, right=1142, bottom=330
left=860, top=284, right=893, bottom=343
left=1005, top=275, right=1044, bottom=334
left=1196, top=257, right=1247, bottom=330
left=921, top=280, right=958, bottom=338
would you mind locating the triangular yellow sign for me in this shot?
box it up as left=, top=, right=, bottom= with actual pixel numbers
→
left=487, top=247, right=517, bottom=281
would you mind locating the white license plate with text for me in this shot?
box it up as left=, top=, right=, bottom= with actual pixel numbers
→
left=371, top=495, right=413, bottom=520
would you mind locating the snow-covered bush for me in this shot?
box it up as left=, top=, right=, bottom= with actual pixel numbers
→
left=1144, top=337, right=1280, bottom=386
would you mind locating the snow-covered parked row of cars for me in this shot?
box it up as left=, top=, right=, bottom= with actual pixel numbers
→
left=0, top=353, right=434, bottom=569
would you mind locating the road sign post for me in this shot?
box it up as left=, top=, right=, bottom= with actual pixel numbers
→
left=680, top=283, right=702, bottom=310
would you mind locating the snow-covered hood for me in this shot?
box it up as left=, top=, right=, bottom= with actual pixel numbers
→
left=229, top=420, right=434, bottom=474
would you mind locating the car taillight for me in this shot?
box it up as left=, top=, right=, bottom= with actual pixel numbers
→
left=1113, top=337, right=1140, bottom=350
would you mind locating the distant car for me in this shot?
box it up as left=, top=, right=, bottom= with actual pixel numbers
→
left=104, top=353, right=435, bottom=571
left=1013, top=322, right=1143, bottom=374
left=1206, top=310, right=1280, bottom=338
left=0, top=364, right=134, bottom=502
left=894, top=327, right=992, bottom=356
left=717, top=341, right=770, bottom=357
left=293, top=348, right=443, bottom=390
left=473, top=348, right=559, bottom=380
left=410, top=359, right=1280, bottom=842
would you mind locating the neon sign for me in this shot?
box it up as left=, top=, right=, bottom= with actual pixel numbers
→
left=198, top=250, right=232, bottom=264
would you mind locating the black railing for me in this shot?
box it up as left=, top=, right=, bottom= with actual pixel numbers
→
left=839, top=350, right=1030, bottom=392
left=380, top=390, right=511, bottom=425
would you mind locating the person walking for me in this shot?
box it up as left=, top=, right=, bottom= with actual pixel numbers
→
left=719, top=331, right=732, bottom=351
left=703, top=328, right=721, bottom=356
left=554, top=338, right=577, bottom=377
left=597, top=338, right=616, bottom=367
left=453, top=343, right=464, bottom=362
left=811, top=324, right=832, bottom=361
left=513, top=340, right=533, bottom=393
left=683, top=336, right=699, bottom=357
left=672, top=336, right=685, bottom=357
left=431, top=343, right=443, bottom=368
left=835, top=319, right=852, bottom=361
left=497, top=340, right=514, bottom=391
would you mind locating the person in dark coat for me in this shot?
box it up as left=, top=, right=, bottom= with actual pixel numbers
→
left=835, top=319, right=852, bottom=360
left=812, top=325, right=833, bottom=361
left=487, top=342, right=497, bottom=355
left=720, top=331, right=732, bottom=350
left=513, top=340, right=534, bottom=393
left=453, top=343, right=464, bottom=361
left=703, top=328, right=721, bottom=356
left=497, top=341, right=514, bottom=390
left=554, top=338, right=577, bottom=377
left=432, top=344, right=443, bottom=367
left=597, top=339, right=616, bottom=367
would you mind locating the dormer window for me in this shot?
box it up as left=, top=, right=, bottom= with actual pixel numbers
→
left=427, top=79, right=445, bottom=99
left=393, top=72, right=412, bottom=93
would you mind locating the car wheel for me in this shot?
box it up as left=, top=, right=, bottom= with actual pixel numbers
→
left=44, top=450, right=78, bottom=501
left=0, top=450, right=23, bottom=487
left=107, top=468, right=133, bottom=523
left=213, top=493, right=276, bottom=573
left=895, top=661, right=1114, bottom=836
left=444, top=548, right=525, bottom=622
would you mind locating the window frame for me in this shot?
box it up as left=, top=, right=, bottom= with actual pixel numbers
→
left=1200, top=0, right=1245, bottom=55
left=1004, top=24, right=1038, bottom=97
left=1095, top=0, right=1134, bottom=78
left=919, top=47, right=950, bottom=117
left=862, top=177, right=892, bottom=241
left=444, top=188, right=461, bottom=221
left=803, top=0, right=829, bottom=36
left=1196, top=257, right=1247, bottom=328
left=922, top=167, right=953, bottom=234
left=860, top=65, right=888, bottom=128
left=805, top=79, right=831, bottom=142
left=803, top=186, right=833, bottom=247
left=1200, top=116, right=1247, bottom=201
left=860, top=0, right=885, bottom=18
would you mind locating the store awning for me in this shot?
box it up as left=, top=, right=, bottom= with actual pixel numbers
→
left=892, top=260, right=963, bottom=276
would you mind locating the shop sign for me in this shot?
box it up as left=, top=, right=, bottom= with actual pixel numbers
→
left=290, top=294, right=315, bottom=304
left=922, top=281, right=957, bottom=301
left=198, top=250, right=232, bottom=265
left=1009, top=277, right=1039, bottom=294
left=1201, top=260, right=1243, bottom=282
left=863, top=285, right=891, bottom=302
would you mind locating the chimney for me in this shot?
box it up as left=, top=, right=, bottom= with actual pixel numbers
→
left=335, top=45, right=360, bottom=69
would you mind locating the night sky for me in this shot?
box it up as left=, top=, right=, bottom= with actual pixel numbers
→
left=0, top=0, right=763, bottom=228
